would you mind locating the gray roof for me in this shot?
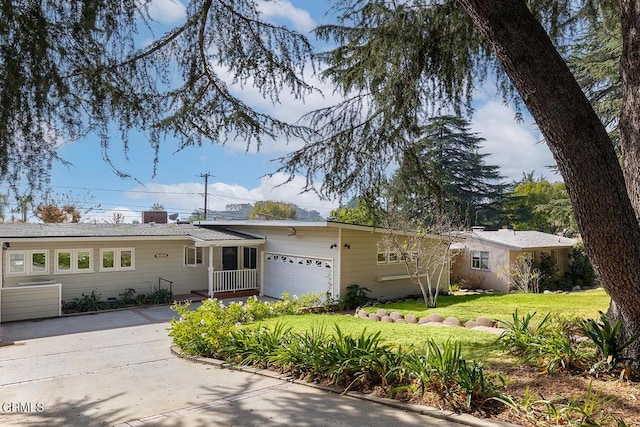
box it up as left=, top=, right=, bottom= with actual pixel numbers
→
left=463, top=229, right=577, bottom=249
left=0, top=223, right=260, bottom=243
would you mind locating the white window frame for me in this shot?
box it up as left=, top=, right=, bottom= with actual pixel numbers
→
left=184, top=246, right=204, bottom=267
left=377, top=250, right=401, bottom=265
left=6, top=250, right=50, bottom=276
left=471, top=250, right=490, bottom=270
left=30, top=250, right=49, bottom=274
left=100, top=248, right=135, bottom=271
left=55, top=249, right=93, bottom=274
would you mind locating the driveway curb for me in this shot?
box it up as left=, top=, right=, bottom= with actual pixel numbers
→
left=170, top=346, right=517, bottom=427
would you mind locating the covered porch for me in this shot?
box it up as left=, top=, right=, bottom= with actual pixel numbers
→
left=194, top=234, right=266, bottom=297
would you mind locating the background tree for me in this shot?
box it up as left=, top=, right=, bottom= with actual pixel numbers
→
left=388, top=115, right=507, bottom=226
left=111, top=212, right=126, bottom=224
left=150, top=203, right=165, bottom=212
left=329, top=197, right=384, bottom=226
left=249, top=201, right=297, bottom=220
left=504, top=179, right=575, bottom=234
left=35, top=204, right=81, bottom=223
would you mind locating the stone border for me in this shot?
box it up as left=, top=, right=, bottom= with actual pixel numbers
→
left=170, top=346, right=517, bottom=427
left=356, top=309, right=505, bottom=334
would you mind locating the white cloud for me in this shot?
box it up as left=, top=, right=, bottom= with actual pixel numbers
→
left=122, top=175, right=338, bottom=220
left=471, top=101, right=557, bottom=182
left=257, top=1, right=316, bottom=33
left=147, top=0, right=186, bottom=24
left=83, top=207, right=138, bottom=224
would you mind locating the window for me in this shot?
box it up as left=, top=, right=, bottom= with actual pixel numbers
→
left=6, top=251, right=50, bottom=275
left=31, top=251, right=48, bottom=273
left=8, top=252, right=25, bottom=274
left=471, top=251, right=489, bottom=270
left=184, top=246, right=204, bottom=267
left=550, top=249, right=559, bottom=265
left=243, top=247, right=257, bottom=269
left=101, top=248, right=135, bottom=271
left=378, top=251, right=401, bottom=264
left=55, top=249, right=93, bottom=274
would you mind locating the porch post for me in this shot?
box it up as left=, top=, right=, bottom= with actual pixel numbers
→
left=208, top=246, right=214, bottom=298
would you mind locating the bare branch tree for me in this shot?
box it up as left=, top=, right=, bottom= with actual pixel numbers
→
left=380, top=209, right=461, bottom=307
left=497, top=254, right=541, bottom=294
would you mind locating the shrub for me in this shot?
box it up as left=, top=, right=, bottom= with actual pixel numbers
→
left=582, top=311, right=639, bottom=374
left=535, top=252, right=560, bottom=291
left=564, top=242, right=596, bottom=289
left=63, top=291, right=107, bottom=312
left=168, top=299, right=237, bottom=357
left=338, top=284, right=371, bottom=310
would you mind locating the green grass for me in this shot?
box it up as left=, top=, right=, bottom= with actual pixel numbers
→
left=254, top=289, right=610, bottom=364
left=256, top=315, right=501, bottom=361
left=368, top=288, right=610, bottom=323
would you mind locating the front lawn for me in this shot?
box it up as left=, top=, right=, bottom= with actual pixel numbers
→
left=169, top=288, right=640, bottom=426
left=255, top=289, right=609, bottom=363
left=256, top=313, right=503, bottom=361
left=365, top=288, right=610, bottom=323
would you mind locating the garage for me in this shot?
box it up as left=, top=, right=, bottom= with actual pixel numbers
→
left=263, top=252, right=334, bottom=299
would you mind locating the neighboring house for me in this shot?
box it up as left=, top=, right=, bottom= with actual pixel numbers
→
left=0, top=219, right=448, bottom=323
left=451, top=227, right=577, bottom=292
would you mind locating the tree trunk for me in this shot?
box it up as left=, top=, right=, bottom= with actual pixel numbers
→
left=620, top=0, right=640, bottom=222
left=459, top=0, right=640, bottom=362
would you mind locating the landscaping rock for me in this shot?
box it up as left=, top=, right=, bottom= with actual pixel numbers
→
left=376, top=309, right=389, bottom=317
left=572, top=285, right=582, bottom=291
left=395, top=319, right=406, bottom=323
left=357, top=309, right=369, bottom=319
left=443, top=316, right=461, bottom=327
left=381, top=315, right=393, bottom=323
left=368, top=313, right=381, bottom=321
left=428, top=313, right=444, bottom=323
left=389, top=312, right=404, bottom=321
left=404, top=314, right=417, bottom=324
left=464, top=320, right=477, bottom=328
left=418, top=317, right=430, bottom=324
left=476, top=316, right=494, bottom=327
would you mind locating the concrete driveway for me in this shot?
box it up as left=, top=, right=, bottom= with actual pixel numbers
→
left=0, top=306, right=489, bottom=426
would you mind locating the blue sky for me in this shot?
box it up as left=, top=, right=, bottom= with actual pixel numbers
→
left=24, top=0, right=555, bottom=223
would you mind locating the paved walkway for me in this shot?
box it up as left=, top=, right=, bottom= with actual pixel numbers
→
left=0, top=306, right=504, bottom=426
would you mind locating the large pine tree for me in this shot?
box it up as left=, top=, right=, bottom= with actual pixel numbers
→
left=389, top=115, right=506, bottom=225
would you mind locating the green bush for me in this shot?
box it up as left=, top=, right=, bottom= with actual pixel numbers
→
left=169, top=299, right=238, bottom=357
left=63, top=291, right=107, bottom=312
left=582, top=311, right=639, bottom=374
left=338, top=284, right=371, bottom=310
left=498, top=311, right=593, bottom=374
left=564, top=242, right=596, bottom=289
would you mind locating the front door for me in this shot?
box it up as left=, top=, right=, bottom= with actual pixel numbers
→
left=222, top=247, right=238, bottom=271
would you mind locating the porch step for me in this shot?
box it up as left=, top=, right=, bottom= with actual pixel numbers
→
left=192, top=289, right=259, bottom=300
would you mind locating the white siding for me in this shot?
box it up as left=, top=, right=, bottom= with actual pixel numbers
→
left=2, top=240, right=208, bottom=302
left=1, top=284, right=61, bottom=322
left=227, top=225, right=341, bottom=297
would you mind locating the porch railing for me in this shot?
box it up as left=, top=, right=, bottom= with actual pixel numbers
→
left=213, top=269, right=259, bottom=293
